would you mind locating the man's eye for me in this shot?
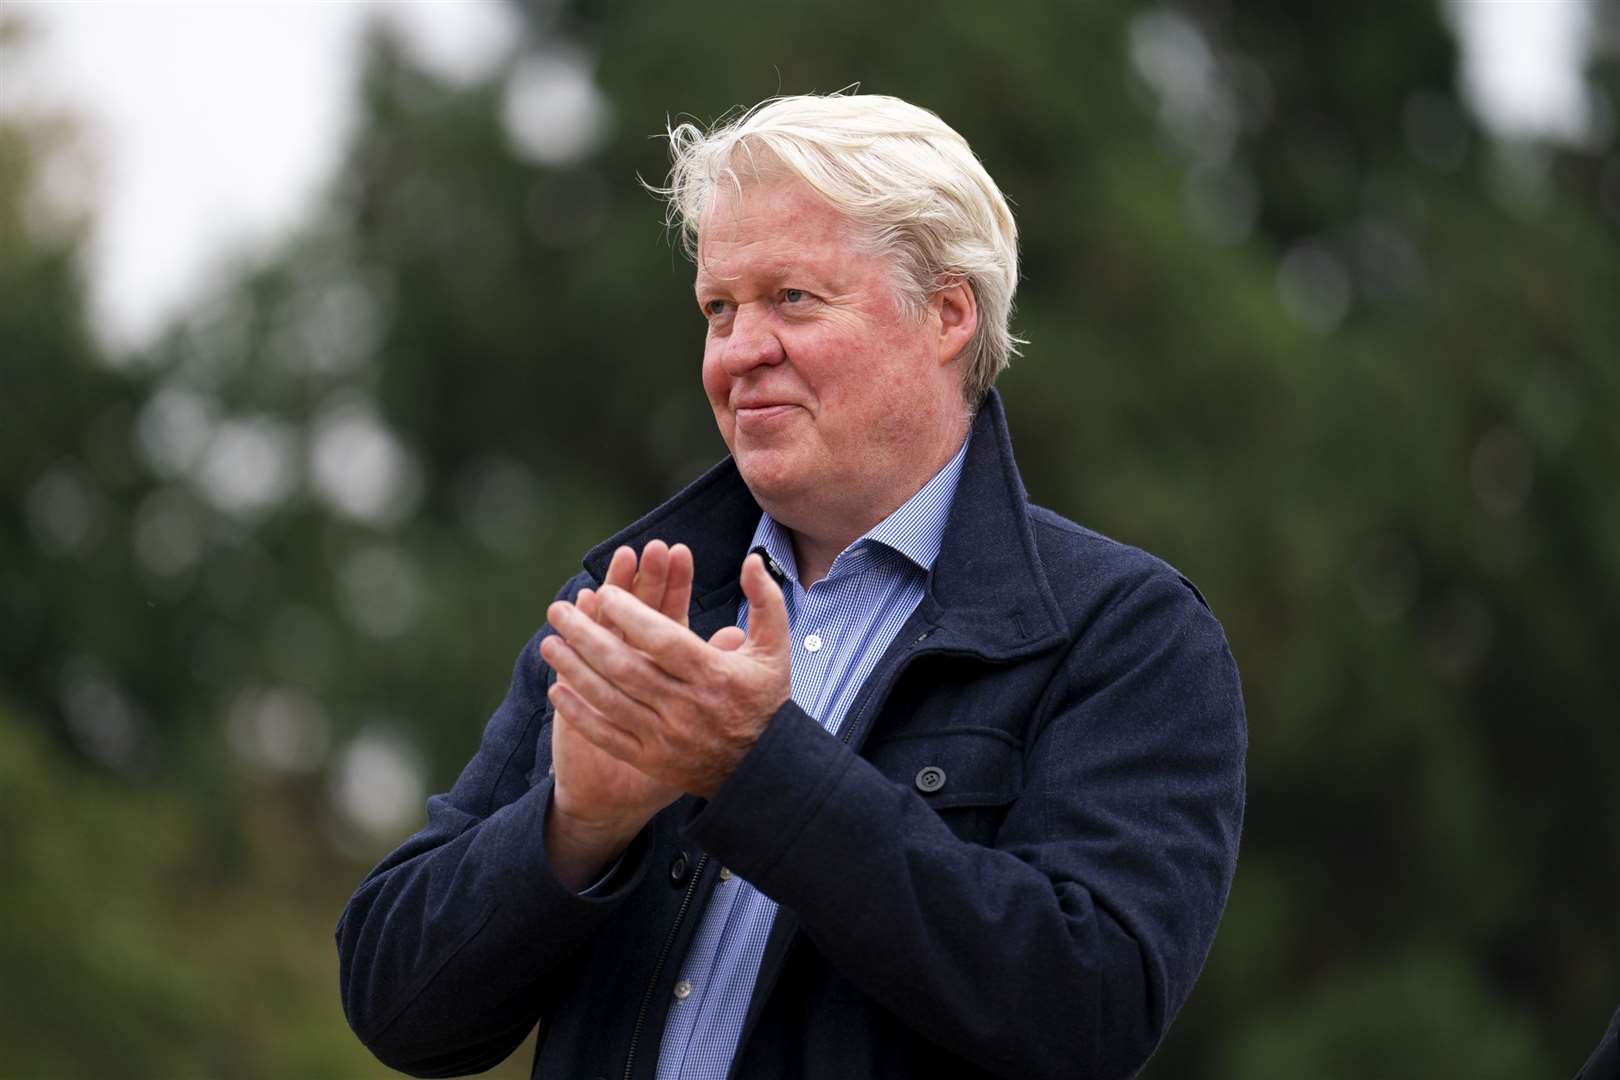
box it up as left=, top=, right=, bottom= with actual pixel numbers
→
left=782, top=289, right=807, bottom=304
left=704, top=299, right=730, bottom=318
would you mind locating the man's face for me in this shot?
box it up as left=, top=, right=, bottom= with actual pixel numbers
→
left=695, top=178, right=969, bottom=541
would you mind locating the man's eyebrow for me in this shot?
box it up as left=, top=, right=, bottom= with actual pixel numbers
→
left=696, top=264, right=831, bottom=296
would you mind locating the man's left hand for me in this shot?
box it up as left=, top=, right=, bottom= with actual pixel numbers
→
left=543, top=553, right=791, bottom=798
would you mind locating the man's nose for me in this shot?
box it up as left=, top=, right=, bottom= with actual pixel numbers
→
left=719, top=303, right=785, bottom=374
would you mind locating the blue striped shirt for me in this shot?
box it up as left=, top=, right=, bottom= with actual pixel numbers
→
left=654, top=434, right=971, bottom=1080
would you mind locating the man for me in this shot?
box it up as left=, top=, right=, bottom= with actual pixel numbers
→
left=338, top=93, right=1246, bottom=1080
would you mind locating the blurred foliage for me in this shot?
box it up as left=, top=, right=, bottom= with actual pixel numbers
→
left=1, top=0, right=1617, bottom=1076
left=0, top=716, right=457, bottom=1079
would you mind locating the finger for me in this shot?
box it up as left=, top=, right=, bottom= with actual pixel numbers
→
left=632, top=540, right=670, bottom=612
left=595, top=585, right=709, bottom=677
left=576, top=587, right=599, bottom=622
left=708, top=625, right=746, bottom=652
left=662, top=543, right=694, bottom=627
left=548, top=681, right=644, bottom=762
left=548, top=599, right=680, bottom=704
left=739, top=554, right=790, bottom=657
left=576, top=589, right=623, bottom=643
left=578, top=587, right=630, bottom=643
left=540, top=630, right=664, bottom=729
left=604, top=546, right=638, bottom=594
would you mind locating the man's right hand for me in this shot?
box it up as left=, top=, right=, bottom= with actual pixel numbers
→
left=545, top=541, right=693, bottom=890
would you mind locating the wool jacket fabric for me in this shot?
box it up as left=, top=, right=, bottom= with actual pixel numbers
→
left=1574, top=1003, right=1620, bottom=1080
left=336, top=390, right=1248, bottom=1080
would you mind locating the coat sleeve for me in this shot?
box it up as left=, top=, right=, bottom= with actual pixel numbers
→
left=684, top=563, right=1246, bottom=1080
left=335, top=572, right=653, bottom=1078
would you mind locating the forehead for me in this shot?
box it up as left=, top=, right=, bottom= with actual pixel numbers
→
left=694, top=179, right=867, bottom=285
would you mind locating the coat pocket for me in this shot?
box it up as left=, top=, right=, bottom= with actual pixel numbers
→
left=864, top=726, right=1025, bottom=810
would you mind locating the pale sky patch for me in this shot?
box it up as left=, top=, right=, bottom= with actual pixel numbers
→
left=1, top=0, right=520, bottom=352
left=0, top=0, right=1600, bottom=352
left=1447, top=0, right=1600, bottom=142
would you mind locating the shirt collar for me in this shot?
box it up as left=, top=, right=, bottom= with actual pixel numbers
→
left=747, top=432, right=972, bottom=585
left=583, top=389, right=1069, bottom=657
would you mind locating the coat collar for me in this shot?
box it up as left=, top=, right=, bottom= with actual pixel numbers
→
left=581, top=389, right=1067, bottom=660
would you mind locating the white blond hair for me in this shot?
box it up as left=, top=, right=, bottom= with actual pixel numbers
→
left=651, top=93, right=1023, bottom=405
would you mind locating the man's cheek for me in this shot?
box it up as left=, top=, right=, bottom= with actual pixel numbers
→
left=700, top=355, right=728, bottom=402
left=700, top=376, right=737, bottom=448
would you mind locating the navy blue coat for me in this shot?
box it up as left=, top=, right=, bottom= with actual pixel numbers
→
left=337, top=391, right=1247, bottom=1079
left=1575, top=1003, right=1620, bottom=1079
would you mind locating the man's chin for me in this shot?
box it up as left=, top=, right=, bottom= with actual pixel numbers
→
left=734, top=454, right=812, bottom=514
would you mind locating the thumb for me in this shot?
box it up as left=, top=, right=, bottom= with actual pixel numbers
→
left=708, top=625, right=747, bottom=652
left=739, top=554, right=790, bottom=657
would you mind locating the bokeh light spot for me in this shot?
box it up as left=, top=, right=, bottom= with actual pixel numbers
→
left=329, top=724, right=426, bottom=836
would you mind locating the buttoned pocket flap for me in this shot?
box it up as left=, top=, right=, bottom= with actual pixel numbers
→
left=865, top=726, right=1024, bottom=809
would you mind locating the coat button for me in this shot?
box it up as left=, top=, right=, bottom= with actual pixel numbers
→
left=915, top=766, right=946, bottom=793
left=669, top=853, right=689, bottom=885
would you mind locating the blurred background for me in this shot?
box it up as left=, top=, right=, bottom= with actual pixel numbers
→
left=1, top=0, right=1616, bottom=1076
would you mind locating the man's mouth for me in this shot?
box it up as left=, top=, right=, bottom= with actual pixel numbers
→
left=735, top=403, right=800, bottom=428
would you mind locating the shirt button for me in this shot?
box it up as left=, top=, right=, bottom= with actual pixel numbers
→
left=804, top=633, right=823, bottom=653
left=718, top=867, right=733, bottom=881
left=673, top=979, right=693, bottom=1001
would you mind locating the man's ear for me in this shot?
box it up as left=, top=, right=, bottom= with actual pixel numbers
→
left=931, top=277, right=978, bottom=366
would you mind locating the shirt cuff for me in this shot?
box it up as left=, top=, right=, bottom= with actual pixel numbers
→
left=578, top=853, right=629, bottom=897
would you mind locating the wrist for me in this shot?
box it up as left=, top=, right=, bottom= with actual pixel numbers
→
left=545, top=797, right=647, bottom=892
left=551, top=799, right=648, bottom=845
